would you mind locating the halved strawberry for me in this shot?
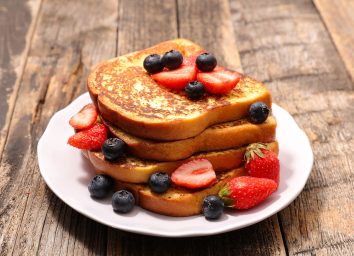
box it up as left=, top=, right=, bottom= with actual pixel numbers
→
left=151, top=57, right=197, bottom=90
left=68, top=123, right=107, bottom=150
left=197, top=69, right=241, bottom=94
left=69, top=103, right=98, bottom=130
left=171, top=159, right=217, bottom=189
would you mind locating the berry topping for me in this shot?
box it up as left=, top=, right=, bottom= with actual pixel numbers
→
left=185, top=81, right=205, bottom=100
left=202, top=195, right=224, bottom=220
left=112, top=190, right=135, bottom=213
left=151, top=57, right=197, bottom=90
left=248, top=102, right=270, bottom=124
left=196, top=53, right=217, bottom=72
left=197, top=69, right=241, bottom=94
left=219, top=176, right=277, bottom=209
left=148, top=172, right=171, bottom=193
left=88, top=175, right=114, bottom=198
left=245, top=143, right=280, bottom=185
left=171, top=159, right=216, bottom=189
left=143, top=54, right=164, bottom=74
left=102, top=138, right=126, bottom=162
left=161, top=50, right=183, bottom=70
left=67, top=123, right=108, bottom=150
left=69, top=103, right=98, bottom=130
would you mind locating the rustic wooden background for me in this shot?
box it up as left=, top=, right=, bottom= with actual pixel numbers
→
left=0, top=0, right=353, bottom=255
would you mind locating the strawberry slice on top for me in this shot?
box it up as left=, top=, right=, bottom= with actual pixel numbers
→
left=197, top=69, right=241, bottom=95
left=151, top=56, right=197, bottom=91
left=69, top=103, right=98, bottom=130
left=171, top=159, right=217, bottom=189
left=68, top=123, right=108, bottom=150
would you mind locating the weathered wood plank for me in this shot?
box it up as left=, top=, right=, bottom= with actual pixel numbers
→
left=108, top=215, right=285, bottom=256
left=116, top=0, right=178, bottom=56
left=177, top=0, right=286, bottom=255
left=314, top=0, right=354, bottom=83
left=0, top=0, right=41, bottom=162
left=0, top=0, right=118, bottom=255
left=106, top=0, right=178, bottom=253
left=177, top=0, right=242, bottom=72
left=230, top=0, right=354, bottom=255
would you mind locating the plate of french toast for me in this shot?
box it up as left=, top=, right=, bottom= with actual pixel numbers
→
left=38, top=39, right=313, bottom=237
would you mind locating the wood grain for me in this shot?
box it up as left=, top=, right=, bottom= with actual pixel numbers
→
left=116, top=0, right=178, bottom=56
left=177, top=0, right=286, bottom=255
left=314, top=0, right=354, bottom=83
left=230, top=0, right=354, bottom=255
left=1, top=0, right=352, bottom=255
left=177, top=0, right=242, bottom=72
left=0, top=0, right=117, bottom=255
left=108, top=215, right=284, bottom=256
left=0, top=0, right=41, bottom=161
left=107, top=1, right=285, bottom=255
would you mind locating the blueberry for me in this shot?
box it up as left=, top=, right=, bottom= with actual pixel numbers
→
left=185, top=81, right=205, bottom=100
left=88, top=175, right=114, bottom=198
left=161, top=50, right=183, bottom=70
left=196, top=53, right=217, bottom=72
left=143, top=54, right=164, bottom=74
left=102, top=138, right=126, bottom=162
left=202, top=195, right=224, bottom=220
left=148, top=172, right=171, bottom=193
left=248, top=101, right=270, bottom=124
left=112, top=190, right=135, bottom=213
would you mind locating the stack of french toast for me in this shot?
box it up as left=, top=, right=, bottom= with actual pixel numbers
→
left=68, top=39, right=278, bottom=218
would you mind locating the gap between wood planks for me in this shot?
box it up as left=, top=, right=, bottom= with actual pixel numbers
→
left=0, top=0, right=287, bottom=255
left=0, top=0, right=43, bottom=163
left=313, top=0, right=354, bottom=84
left=230, top=0, right=353, bottom=254
left=0, top=0, right=118, bottom=254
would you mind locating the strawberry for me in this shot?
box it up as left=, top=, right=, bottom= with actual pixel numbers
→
left=69, top=103, right=98, bottom=130
left=244, top=143, right=280, bottom=185
left=171, top=159, right=217, bottom=189
left=197, top=69, right=241, bottom=94
left=68, top=124, right=108, bottom=150
left=219, top=176, right=277, bottom=209
left=151, top=56, right=197, bottom=90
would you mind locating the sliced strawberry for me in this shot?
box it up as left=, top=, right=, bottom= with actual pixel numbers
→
left=213, top=65, right=225, bottom=72
left=171, top=159, right=217, bottom=189
left=68, top=124, right=107, bottom=150
left=183, top=55, right=198, bottom=66
left=69, top=103, right=98, bottom=130
left=197, top=69, right=241, bottom=94
left=151, top=57, right=197, bottom=90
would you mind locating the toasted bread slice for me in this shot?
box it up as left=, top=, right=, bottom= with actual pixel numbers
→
left=83, top=141, right=278, bottom=183
left=87, top=38, right=272, bottom=141
left=104, top=116, right=276, bottom=161
left=115, top=167, right=247, bottom=217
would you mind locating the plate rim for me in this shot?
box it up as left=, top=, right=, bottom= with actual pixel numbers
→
left=37, top=92, right=314, bottom=237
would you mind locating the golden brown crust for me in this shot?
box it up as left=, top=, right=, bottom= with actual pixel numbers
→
left=105, top=116, right=277, bottom=161
left=115, top=168, right=247, bottom=217
left=83, top=141, right=279, bottom=183
left=87, top=38, right=272, bottom=140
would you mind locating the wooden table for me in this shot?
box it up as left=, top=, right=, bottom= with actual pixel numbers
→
left=1, top=0, right=353, bottom=255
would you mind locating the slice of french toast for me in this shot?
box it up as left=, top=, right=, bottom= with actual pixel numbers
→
left=104, top=115, right=276, bottom=161
left=83, top=141, right=278, bottom=183
left=87, top=38, right=272, bottom=141
left=115, top=167, right=247, bottom=217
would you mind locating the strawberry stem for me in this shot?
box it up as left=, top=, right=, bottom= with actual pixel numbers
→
left=244, top=143, right=269, bottom=163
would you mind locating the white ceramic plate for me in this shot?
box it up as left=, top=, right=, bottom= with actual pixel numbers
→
left=38, top=93, right=313, bottom=237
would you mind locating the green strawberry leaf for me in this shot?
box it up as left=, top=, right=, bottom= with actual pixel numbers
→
left=222, top=197, right=235, bottom=208
left=245, top=143, right=269, bottom=162
left=254, top=148, right=264, bottom=158
left=218, top=186, right=231, bottom=197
